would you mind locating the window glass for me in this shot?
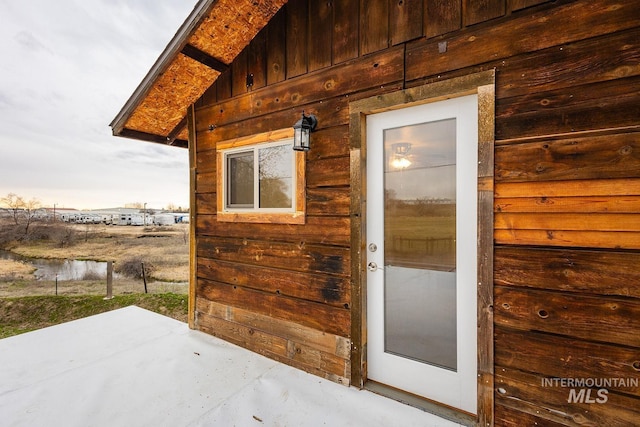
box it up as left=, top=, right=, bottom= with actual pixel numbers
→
left=227, top=151, right=254, bottom=207
left=259, top=144, right=292, bottom=208
left=217, top=132, right=304, bottom=224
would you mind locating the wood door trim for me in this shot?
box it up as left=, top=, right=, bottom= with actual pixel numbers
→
left=349, top=70, right=495, bottom=426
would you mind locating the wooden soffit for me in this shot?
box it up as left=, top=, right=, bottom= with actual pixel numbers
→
left=110, top=0, right=287, bottom=147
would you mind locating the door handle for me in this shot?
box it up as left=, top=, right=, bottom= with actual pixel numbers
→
left=368, top=262, right=382, bottom=272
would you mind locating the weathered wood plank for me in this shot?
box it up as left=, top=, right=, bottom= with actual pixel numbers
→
left=307, top=156, right=350, bottom=188
left=267, top=7, right=286, bottom=85
left=195, top=171, right=216, bottom=194
left=195, top=84, right=217, bottom=109
left=231, top=48, right=248, bottom=97
left=496, top=368, right=640, bottom=426
left=196, top=298, right=351, bottom=358
left=198, top=236, right=350, bottom=277
left=195, top=46, right=405, bottom=133
left=197, top=185, right=349, bottom=216
left=495, top=178, right=640, bottom=197
left=425, top=0, right=461, bottom=38
left=248, top=28, right=267, bottom=90
left=197, top=257, right=349, bottom=307
left=497, top=27, right=640, bottom=100
left=197, top=311, right=350, bottom=384
left=195, top=148, right=216, bottom=172
left=494, top=285, right=640, bottom=347
left=309, top=0, right=333, bottom=72
left=495, top=328, right=640, bottom=397
left=390, top=0, right=423, bottom=46
left=216, top=68, right=232, bottom=101
left=494, top=246, right=640, bottom=298
left=307, top=187, right=350, bottom=216
left=195, top=82, right=404, bottom=149
left=464, top=0, right=505, bottom=26
left=496, top=74, right=640, bottom=140
left=360, top=0, right=389, bottom=55
left=196, top=214, right=351, bottom=247
left=406, top=0, right=640, bottom=82
left=195, top=192, right=216, bottom=214
left=496, top=196, right=640, bottom=214
left=496, top=130, right=640, bottom=182
left=286, top=0, right=308, bottom=78
left=495, top=212, right=640, bottom=232
left=494, top=229, right=640, bottom=249
left=305, top=125, right=350, bottom=161
left=333, top=0, right=359, bottom=64
left=495, top=403, right=565, bottom=427
left=197, top=278, right=350, bottom=337
left=509, top=0, right=550, bottom=12
left=188, top=105, right=197, bottom=329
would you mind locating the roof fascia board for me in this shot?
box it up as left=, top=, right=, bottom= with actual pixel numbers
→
left=118, top=128, right=184, bottom=146
left=110, top=0, right=219, bottom=136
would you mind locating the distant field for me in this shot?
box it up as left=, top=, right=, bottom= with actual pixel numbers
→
left=3, top=222, right=189, bottom=283
left=384, top=203, right=456, bottom=270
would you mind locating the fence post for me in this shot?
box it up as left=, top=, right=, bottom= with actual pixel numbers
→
left=105, top=261, right=113, bottom=300
left=141, top=262, right=148, bottom=294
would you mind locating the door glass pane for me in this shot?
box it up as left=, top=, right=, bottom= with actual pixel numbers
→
left=259, top=144, right=292, bottom=208
left=227, top=151, right=254, bottom=207
left=383, top=118, right=457, bottom=371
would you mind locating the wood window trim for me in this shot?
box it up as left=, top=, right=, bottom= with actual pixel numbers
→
left=216, top=128, right=306, bottom=224
left=348, top=70, right=495, bottom=426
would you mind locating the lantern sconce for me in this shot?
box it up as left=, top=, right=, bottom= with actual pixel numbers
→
left=292, top=111, right=318, bottom=151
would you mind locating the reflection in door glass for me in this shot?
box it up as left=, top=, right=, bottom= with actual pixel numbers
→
left=383, top=118, right=457, bottom=371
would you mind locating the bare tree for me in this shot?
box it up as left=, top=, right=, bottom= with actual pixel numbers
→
left=0, top=193, right=41, bottom=237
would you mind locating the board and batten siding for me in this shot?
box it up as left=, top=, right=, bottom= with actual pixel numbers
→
left=189, top=0, right=640, bottom=425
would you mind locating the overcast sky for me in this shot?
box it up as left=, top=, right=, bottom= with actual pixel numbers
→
left=0, top=0, right=199, bottom=210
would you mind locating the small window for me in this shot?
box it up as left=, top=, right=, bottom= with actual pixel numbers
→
left=216, top=129, right=306, bottom=224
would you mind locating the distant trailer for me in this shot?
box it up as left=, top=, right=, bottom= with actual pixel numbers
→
left=118, top=213, right=144, bottom=226
left=130, top=214, right=144, bottom=226
left=101, top=214, right=118, bottom=225
left=153, top=214, right=175, bottom=226
left=175, top=215, right=189, bottom=224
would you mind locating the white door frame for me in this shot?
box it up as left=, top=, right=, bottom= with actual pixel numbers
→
left=366, top=94, right=478, bottom=414
left=348, top=71, right=496, bottom=425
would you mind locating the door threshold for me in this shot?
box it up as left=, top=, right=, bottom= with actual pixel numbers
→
left=365, top=381, right=475, bottom=426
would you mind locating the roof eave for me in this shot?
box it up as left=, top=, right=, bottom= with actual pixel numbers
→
left=109, top=0, right=217, bottom=137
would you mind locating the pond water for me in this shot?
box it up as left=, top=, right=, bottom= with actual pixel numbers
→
left=0, top=250, right=119, bottom=281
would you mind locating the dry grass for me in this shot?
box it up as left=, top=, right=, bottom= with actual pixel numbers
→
left=0, top=259, right=34, bottom=280
left=0, top=278, right=187, bottom=298
left=6, top=223, right=189, bottom=282
left=0, top=221, right=190, bottom=339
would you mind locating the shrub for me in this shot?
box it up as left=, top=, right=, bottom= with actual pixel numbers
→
left=115, top=257, right=156, bottom=280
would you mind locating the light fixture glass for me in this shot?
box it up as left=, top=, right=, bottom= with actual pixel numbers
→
left=293, top=112, right=318, bottom=151
left=391, top=157, right=412, bottom=169
left=391, top=142, right=412, bottom=169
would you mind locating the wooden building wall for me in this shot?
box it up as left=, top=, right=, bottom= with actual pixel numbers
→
left=191, top=0, right=640, bottom=424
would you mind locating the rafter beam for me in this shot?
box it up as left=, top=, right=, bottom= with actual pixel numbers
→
left=167, top=116, right=188, bottom=146
left=181, top=44, right=229, bottom=73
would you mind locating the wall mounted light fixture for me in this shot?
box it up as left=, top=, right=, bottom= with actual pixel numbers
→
left=292, top=111, right=318, bottom=151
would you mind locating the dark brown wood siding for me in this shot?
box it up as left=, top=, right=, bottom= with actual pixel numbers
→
left=192, top=0, right=640, bottom=424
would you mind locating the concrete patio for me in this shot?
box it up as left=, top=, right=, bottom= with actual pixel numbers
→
left=0, top=306, right=459, bottom=426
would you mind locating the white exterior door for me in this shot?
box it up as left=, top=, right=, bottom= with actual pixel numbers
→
left=366, top=94, right=478, bottom=414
